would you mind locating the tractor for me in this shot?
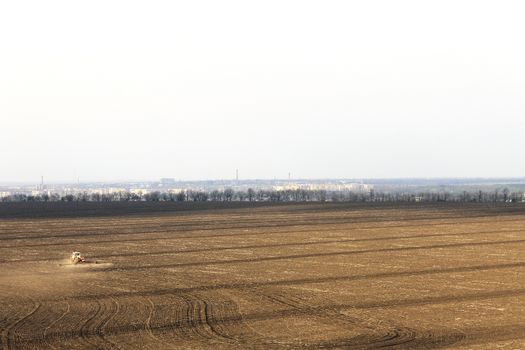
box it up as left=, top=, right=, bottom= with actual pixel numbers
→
left=70, top=251, right=85, bottom=264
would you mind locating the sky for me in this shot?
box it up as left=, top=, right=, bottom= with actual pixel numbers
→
left=1, top=0, right=525, bottom=183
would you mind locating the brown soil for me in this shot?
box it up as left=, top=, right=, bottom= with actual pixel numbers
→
left=0, top=202, right=524, bottom=349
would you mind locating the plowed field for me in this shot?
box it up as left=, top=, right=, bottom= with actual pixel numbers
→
left=1, top=203, right=524, bottom=349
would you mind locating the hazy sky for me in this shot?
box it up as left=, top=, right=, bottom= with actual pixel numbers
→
left=1, top=1, right=525, bottom=183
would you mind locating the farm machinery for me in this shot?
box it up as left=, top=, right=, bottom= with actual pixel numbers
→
left=70, top=251, right=86, bottom=264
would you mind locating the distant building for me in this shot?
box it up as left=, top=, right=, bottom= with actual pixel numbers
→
left=160, top=178, right=176, bottom=185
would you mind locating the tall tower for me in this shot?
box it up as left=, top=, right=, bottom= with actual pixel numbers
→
left=236, top=169, right=239, bottom=181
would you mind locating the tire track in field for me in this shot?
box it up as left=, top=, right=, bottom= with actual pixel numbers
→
left=0, top=292, right=21, bottom=341
left=195, top=293, right=249, bottom=344
left=177, top=292, right=269, bottom=348
left=18, top=287, right=523, bottom=346
left=259, top=291, right=411, bottom=347
left=97, top=297, right=122, bottom=349
left=179, top=293, right=228, bottom=343
left=76, top=299, right=122, bottom=349
left=77, top=301, right=102, bottom=347
left=143, top=298, right=157, bottom=341
left=142, top=294, right=194, bottom=344
left=327, top=323, right=525, bottom=350
left=42, top=301, right=70, bottom=350
left=141, top=297, right=174, bottom=348
left=303, top=327, right=466, bottom=349
left=2, top=301, right=41, bottom=350
left=148, top=292, right=261, bottom=347
left=174, top=274, right=270, bottom=347
left=10, top=301, right=74, bottom=350
left=260, top=291, right=466, bottom=349
left=202, top=297, right=236, bottom=342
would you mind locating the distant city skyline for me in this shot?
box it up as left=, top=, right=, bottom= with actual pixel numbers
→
left=3, top=174, right=525, bottom=202
left=4, top=176, right=525, bottom=187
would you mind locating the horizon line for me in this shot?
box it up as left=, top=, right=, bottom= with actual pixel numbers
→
left=2, top=176, right=525, bottom=186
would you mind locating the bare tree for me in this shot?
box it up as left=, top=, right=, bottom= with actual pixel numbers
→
left=224, top=188, right=234, bottom=201
left=247, top=188, right=255, bottom=201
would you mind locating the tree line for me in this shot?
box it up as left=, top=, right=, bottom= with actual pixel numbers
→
left=1, top=188, right=523, bottom=203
